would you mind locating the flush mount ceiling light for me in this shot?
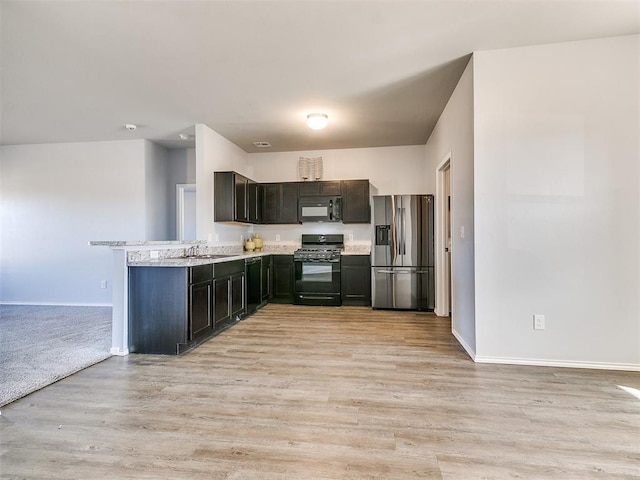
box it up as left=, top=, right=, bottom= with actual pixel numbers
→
left=178, top=133, right=191, bottom=140
left=306, top=113, right=329, bottom=130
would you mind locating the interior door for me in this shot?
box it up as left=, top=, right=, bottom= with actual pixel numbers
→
left=176, top=184, right=196, bottom=241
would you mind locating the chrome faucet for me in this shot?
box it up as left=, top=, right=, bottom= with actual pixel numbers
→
left=186, top=245, right=198, bottom=257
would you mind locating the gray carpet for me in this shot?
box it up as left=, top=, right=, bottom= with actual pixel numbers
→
left=0, top=305, right=112, bottom=407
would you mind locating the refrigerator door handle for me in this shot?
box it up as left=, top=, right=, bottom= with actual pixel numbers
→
left=393, top=205, right=401, bottom=260
left=400, top=207, right=406, bottom=255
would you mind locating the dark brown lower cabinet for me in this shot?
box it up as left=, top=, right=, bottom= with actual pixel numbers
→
left=231, top=273, right=245, bottom=318
left=214, top=277, right=230, bottom=326
left=341, top=255, right=371, bottom=306
left=129, top=264, right=214, bottom=355
left=128, top=255, right=297, bottom=355
left=271, top=255, right=294, bottom=303
left=261, top=255, right=272, bottom=302
left=189, top=280, right=213, bottom=339
left=214, top=260, right=246, bottom=329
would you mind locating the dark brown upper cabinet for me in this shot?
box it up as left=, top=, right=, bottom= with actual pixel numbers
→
left=341, top=179, right=370, bottom=223
left=214, top=171, right=260, bottom=224
left=214, top=171, right=370, bottom=224
left=261, top=182, right=299, bottom=224
left=297, top=180, right=342, bottom=197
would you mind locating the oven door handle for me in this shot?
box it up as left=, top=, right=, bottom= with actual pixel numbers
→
left=298, top=295, right=336, bottom=300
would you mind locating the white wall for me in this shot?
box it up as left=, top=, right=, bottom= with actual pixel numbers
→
left=144, top=141, right=171, bottom=240
left=473, top=35, right=639, bottom=368
left=0, top=140, right=147, bottom=305
left=247, top=145, right=427, bottom=244
left=424, top=58, right=476, bottom=353
left=195, top=123, right=251, bottom=243
left=249, top=145, right=426, bottom=193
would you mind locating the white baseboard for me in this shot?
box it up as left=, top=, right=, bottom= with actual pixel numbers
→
left=474, top=355, right=640, bottom=372
left=110, top=347, right=129, bottom=356
left=434, top=306, right=448, bottom=317
left=0, top=301, right=112, bottom=307
left=452, top=328, right=476, bottom=360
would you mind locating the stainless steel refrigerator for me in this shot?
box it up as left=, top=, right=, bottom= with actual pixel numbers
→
left=371, top=195, right=434, bottom=310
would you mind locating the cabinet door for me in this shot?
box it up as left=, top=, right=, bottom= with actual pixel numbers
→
left=342, top=180, right=370, bottom=223
left=235, top=174, right=249, bottom=222
left=129, top=267, right=188, bottom=354
left=214, top=277, right=230, bottom=327
left=261, top=255, right=272, bottom=301
left=214, top=171, right=235, bottom=223
left=231, top=273, right=245, bottom=319
left=341, top=255, right=371, bottom=306
left=247, top=181, right=260, bottom=223
left=279, top=183, right=299, bottom=223
left=319, top=181, right=341, bottom=196
left=189, top=281, right=213, bottom=340
left=297, top=181, right=319, bottom=197
left=271, top=255, right=294, bottom=303
left=261, top=183, right=279, bottom=223
left=261, top=183, right=299, bottom=224
left=298, top=181, right=341, bottom=196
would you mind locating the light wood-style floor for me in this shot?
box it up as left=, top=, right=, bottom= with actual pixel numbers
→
left=1, top=305, right=639, bottom=479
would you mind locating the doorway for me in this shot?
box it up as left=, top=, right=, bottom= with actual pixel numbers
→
left=435, top=154, right=452, bottom=317
left=176, top=184, right=196, bottom=240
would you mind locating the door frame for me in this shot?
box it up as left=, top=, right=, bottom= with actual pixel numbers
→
left=176, top=183, right=196, bottom=241
left=435, top=153, right=452, bottom=317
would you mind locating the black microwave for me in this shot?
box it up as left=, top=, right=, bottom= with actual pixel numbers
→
left=299, top=196, right=342, bottom=223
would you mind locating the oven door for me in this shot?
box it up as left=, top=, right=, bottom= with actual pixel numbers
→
left=294, top=259, right=341, bottom=305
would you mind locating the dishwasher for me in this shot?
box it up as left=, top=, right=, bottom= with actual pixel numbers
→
left=245, top=257, right=262, bottom=315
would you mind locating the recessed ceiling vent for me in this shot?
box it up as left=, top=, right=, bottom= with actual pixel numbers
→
left=253, top=141, right=271, bottom=148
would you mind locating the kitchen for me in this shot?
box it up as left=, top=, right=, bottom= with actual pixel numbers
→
left=106, top=154, right=436, bottom=355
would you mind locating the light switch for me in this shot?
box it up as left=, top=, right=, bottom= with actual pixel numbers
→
left=460, top=226, right=465, bottom=239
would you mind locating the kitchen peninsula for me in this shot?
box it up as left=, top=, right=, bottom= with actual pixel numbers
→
left=91, top=240, right=370, bottom=356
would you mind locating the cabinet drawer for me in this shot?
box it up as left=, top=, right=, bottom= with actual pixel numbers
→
left=190, top=264, right=213, bottom=284
left=341, top=254, right=371, bottom=267
left=215, top=259, right=245, bottom=278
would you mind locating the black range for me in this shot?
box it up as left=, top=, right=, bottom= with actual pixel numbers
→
left=293, top=234, right=343, bottom=306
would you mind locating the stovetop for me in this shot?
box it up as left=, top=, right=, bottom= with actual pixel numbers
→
left=294, top=234, right=344, bottom=261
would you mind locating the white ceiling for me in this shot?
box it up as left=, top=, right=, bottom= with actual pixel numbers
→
left=1, top=1, right=638, bottom=153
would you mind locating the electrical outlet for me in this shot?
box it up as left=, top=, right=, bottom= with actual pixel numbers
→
left=276, top=234, right=281, bottom=241
left=150, top=250, right=159, bottom=259
left=100, top=280, right=108, bottom=289
left=348, top=234, right=354, bottom=242
left=533, top=314, right=545, bottom=330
